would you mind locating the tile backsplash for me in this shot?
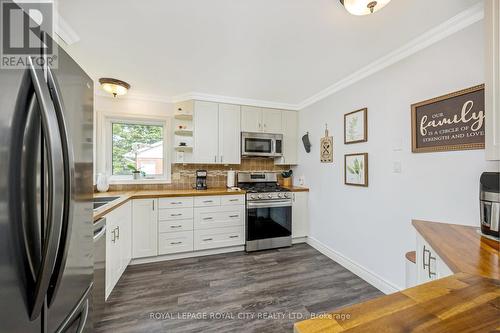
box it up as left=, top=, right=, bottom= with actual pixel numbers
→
left=107, top=158, right=290, bottom=191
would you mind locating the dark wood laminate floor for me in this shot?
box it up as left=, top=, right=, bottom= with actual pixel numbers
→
left=96, top=244, right=382, bottom=333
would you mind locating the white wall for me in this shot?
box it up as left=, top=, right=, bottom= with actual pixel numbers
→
left=294, top=22, right=499, bottom=291
left=93, top=95, right=174, bottom=181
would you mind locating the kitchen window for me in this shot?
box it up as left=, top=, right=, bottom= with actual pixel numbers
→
left=97, top=112, right=171, bottom=184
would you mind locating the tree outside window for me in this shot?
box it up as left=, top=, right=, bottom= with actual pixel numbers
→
left=111, top=123, right=164, bottom=176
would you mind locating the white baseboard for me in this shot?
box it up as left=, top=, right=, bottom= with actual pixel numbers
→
left=130, top=246, right=245, bottom=265
left=306, top=237, right=401, bottom=294
left=292, top=236, right=308, bottom=244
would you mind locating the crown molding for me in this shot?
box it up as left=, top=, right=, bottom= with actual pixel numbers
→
left=55, top=12, right=80, bottom=45
left=296, top=2, right=485, bottom=110
left=172, top=92, right=299, bottom=110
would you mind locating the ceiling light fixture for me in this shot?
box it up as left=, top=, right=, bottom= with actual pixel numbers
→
left=340, top=0, right=391, bottom=16
left=99, top=78, right=130, bottom=97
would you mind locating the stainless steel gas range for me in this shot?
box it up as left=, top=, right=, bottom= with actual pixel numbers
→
left=238, top=172, right=292, bottom=252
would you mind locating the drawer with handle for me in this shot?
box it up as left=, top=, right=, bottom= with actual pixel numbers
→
left=194, top=226, right=245, bottom=250
left=159, top=197, right=194, bottom=209
left=194, top=196, right=221, bottom=207
left=221, top=195, right=245, bottom=206
left=158, top=219, right=193, bottom=233
left=159, top=208, right=193, bottom=221
left=158, top=231, right=194, bottom=255
left=194, top=206, right=245, bottom=229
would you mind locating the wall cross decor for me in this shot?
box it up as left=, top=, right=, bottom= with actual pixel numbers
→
left=320, top=124, right=333, bottom=163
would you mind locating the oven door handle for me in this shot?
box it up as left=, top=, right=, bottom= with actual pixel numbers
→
left=247, top=200, right=292, bottom=209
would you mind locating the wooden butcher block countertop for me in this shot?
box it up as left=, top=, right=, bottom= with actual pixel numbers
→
left=294, top=273, right=499, bottom=333
left=294, top=220, right=499, bottom=333
left=412, top=220, right=499, bottom=279
left=93, top=186, right=309, bottom=221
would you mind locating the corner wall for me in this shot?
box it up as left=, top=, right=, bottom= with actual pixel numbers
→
left=294, top=22, right=499, bottom=290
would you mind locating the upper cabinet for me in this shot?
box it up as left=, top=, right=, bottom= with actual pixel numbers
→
left=193, top=101, right=219, bottom=163
left=179, top=100, right=295, bottom=165
left=218, top=103, right=241, bottom=164
left=485, top=0, right=500, bottom=160
left=193, top=101, right=241, bottom=164
left=241, top=106, right=282, bottom=133
left=241, top=106, right=262, bottom=132
left=276, top=111, right=298, bottom=165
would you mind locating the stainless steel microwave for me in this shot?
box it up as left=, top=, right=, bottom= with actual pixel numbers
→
left=241, top=132, right=283, bottom=157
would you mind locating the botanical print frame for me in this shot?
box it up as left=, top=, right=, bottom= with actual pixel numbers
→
left=344, top=153, right=368, bottom=187
left=344, top=108, right=368, bottom=144
left=411, top=85, right=485, bottom=153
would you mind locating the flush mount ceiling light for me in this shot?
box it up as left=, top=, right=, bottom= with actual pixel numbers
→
left=99, top=78, right=130, bottom=97
left=340, top=0, right=391, bottom=15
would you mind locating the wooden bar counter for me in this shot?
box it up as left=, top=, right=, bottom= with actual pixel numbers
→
left=294, top=221, right=500, bottom=333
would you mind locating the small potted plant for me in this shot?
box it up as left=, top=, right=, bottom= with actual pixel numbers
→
left=128, top=164, right=145, bottom=180
left=281, top=170, right=293, bottom=187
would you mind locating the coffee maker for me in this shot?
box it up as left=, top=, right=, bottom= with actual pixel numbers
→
left=196, top=170, right=208, bottom=190
left=480, top=172, right=499, bottom=239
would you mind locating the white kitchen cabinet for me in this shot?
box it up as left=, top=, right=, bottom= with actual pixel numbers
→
left=132, top=199, right=158, bottom=259
left=158, top=231, right=194, bottom=255
left=193, top=101, right=241, bottom=164
left=194, top=226, right=245, bottom=251
left=241, top=106, right=262, bottom=132
left=241, top=106, right=283, bottom=133
left=194, top=205, right=245, bottom=230
left=292, top=192, right=309, bottom=239
left=218, top=103, right=241, bottom=164
left=485, top=0, right=500, bottom=161
left=262, top=109, right=283, bottom=133
left=276, top=111, right=298, bottom=165
left=104, top=201, right=132, bottom=299
left=415, top=232, right=453, bottom=285
left=193, top=101, right=219, bottom=163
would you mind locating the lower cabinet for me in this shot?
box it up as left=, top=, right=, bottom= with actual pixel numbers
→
left=158, top=231, right=194, bottom=255
left=132, top=199, right=158, bottom=259
left=292, top=192, right=309, bottom=239
left=194, top=226, right=245, bottom=251
left=156, top=194, right=245, bottom=255
left=415, top=232, right=453, bottom=285
left=105, top=201, right=132, bottom=299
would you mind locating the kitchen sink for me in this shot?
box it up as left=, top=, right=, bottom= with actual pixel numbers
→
left=93, top=196, right=120, bottom=210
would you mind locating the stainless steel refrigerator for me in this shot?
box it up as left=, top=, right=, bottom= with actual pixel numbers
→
left=0, top=6, right=94, bottom=333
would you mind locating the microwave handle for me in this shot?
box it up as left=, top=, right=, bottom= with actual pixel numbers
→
left=272, top=139, right=276, bottom=155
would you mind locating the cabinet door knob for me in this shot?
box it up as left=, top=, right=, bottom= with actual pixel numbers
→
left=202, top=238, right=213, bottom=242
left=170, top=241, right=182, bottom=245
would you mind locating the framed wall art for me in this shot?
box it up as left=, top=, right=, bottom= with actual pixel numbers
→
left=411, top=85, right=485, bottom=153
left=344, top=153, right=368, bottom=187
left=344, top=108, right=368, bottom=144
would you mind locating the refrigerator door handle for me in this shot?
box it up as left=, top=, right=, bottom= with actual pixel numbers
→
left=45, top=65, right=75, bottom=306
left=27, top=57, right=66, bottom=320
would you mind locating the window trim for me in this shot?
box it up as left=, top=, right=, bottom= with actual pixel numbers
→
left=96, top=110, right=171, bottom=184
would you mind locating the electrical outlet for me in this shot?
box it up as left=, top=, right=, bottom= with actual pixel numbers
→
left=393, top=161, right=402, bottom=174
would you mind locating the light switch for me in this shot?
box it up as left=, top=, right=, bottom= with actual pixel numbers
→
left=393, top=161, right=402, bottom=174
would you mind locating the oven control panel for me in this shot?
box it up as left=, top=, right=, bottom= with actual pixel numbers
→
left=246, top=192, right=292, bottom=201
